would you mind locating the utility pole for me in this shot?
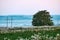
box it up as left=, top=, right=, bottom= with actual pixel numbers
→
left=7, top=16, right=8, bottom=27
left=11, top=16, right=12, bottom=28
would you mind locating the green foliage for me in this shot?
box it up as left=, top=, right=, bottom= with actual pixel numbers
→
left=32, top=10, right=54, bottom=26
left=0, top=29, right=60, bottom=40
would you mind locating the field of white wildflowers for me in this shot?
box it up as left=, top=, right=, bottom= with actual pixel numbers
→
left=3, top=33, right=60, bottom=40
left=0, top=27, right=60, bottom=40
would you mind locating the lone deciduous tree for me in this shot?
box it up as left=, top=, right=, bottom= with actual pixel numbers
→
left=32, top=10, right=53, bottom=26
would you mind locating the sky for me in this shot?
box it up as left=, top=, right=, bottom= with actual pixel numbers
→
left=0, top=0, right=60, bottom=15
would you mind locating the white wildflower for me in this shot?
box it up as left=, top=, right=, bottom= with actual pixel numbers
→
left=4, top=37, right=8, bottom=40
left=56, top=33, right=60, bottom=36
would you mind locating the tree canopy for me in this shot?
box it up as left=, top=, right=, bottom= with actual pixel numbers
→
left=32, top=10, right=54, bottom=26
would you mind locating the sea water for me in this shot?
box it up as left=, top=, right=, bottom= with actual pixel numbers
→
left=0, top=15, right=60, bottom=27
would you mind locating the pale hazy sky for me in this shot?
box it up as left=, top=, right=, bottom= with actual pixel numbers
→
left=0, top=0, right=60, bottom=15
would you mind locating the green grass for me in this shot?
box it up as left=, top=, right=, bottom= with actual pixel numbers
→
left=0, top=28, right=60, bottom=40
